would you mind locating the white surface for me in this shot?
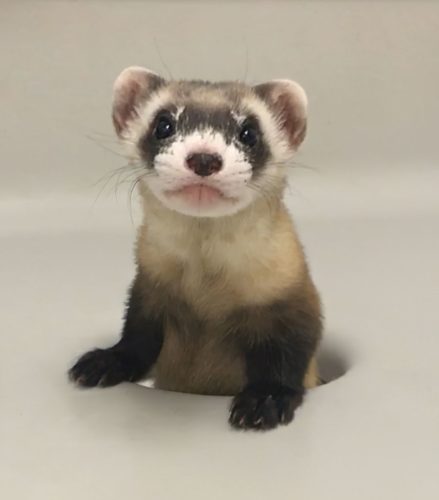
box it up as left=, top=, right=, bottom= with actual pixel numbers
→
left=1, top=1, right=439, bottom=499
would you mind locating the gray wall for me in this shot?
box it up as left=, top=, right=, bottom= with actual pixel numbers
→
left=1, top=0, right=438, bottom=198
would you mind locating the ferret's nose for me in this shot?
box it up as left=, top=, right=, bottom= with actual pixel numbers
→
left=186, top=153, right=223, bottom=177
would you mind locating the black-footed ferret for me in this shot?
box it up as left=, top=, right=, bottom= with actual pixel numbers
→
left=69, top=67, right=323, bottom=430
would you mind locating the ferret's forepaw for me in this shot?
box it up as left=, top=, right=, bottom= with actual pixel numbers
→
left=68, top=348, right=142, bottom=388
left=229, top=383, right=304, bottom=431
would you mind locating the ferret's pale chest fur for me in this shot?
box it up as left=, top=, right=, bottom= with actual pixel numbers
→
left=137, top=187, right=306, bottom=319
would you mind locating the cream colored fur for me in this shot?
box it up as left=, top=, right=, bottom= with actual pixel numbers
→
left=136, top=184, right=319, bottom=392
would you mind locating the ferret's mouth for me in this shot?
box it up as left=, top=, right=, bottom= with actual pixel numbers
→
left=165, top=184, right=236, bottom=206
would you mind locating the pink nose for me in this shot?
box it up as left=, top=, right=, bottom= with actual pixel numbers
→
left=186, top=153, right=223, bottom=177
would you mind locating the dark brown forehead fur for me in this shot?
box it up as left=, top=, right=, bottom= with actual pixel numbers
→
left=166, top=80, right=255, bottom=109
left=164, top=80, right=258, bottom=143
left=140, top=80, right=271, bottom=171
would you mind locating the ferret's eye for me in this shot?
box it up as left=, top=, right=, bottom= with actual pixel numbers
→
left=154, top=115, right=175, bottom=140
left=238, top=123, right=258, bottom=147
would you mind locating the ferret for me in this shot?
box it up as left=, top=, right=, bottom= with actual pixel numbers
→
left=69, top=66, right=323, bottom=431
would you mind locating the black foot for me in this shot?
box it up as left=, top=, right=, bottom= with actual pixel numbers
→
left=229, top=383, right=304, bottom=431
left=68, top=348, right=145, bottom=388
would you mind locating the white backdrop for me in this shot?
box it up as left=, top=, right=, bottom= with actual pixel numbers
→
left=1, top=2, right=438, bottom=500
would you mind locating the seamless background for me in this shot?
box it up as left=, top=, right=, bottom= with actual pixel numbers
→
left=1, top=2, right=438, bottom=499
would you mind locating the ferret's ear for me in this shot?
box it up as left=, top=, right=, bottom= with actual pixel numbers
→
left=112, top=66, right=165, bottom=137
left=253, top=79, right=308, bottom=149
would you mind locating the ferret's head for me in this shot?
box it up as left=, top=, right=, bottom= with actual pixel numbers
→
left=112, top=66, right=307, bottom=217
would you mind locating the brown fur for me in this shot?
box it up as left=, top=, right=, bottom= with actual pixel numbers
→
left=70, top=70, right=321, bottom=431
left=136, top=184, right=321, bottom=395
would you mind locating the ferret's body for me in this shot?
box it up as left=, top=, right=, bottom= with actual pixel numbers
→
left=138, top=186, right=320, bottom=395
left=70, top=67, right=323, bottom=430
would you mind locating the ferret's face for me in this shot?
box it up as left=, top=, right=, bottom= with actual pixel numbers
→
left=112, top=68, right=308, bottom=218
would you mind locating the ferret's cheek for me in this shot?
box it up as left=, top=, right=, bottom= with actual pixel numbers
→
left=220, top=145, right=253, bottom=178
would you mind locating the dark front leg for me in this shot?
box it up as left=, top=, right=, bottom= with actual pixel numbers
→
left=69, top=273, right=163, bottom=387
left=229, top=297, right=322, bottom=431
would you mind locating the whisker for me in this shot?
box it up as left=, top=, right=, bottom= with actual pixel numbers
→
left=128, top=177, right=141, bottom=226
left=85, top=134, right=131, bottom=159
left=126, top=171, right=157, bottom=225
left=85, top=134, right=120, bottom=145
left=153, top=37, right=174, bottom=79
left=92, top=164, right=131, bottom=187
left=87, top=130, right=115, bottom=139
left=114, top=168, right=140, bottom=198
left=91, top=162, right=147, bottom=207
left=269, top=159, right=321, bottom=173
left=242, top=39, right=249, bottom=83
left=92, top=167, right=131, bottom=205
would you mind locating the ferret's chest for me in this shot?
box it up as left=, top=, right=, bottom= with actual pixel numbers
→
left=137, top=205, right=302, bottom=317
left=162, top=242, right=256, bottom=317
left=140, top=222, right=273, bottom=314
